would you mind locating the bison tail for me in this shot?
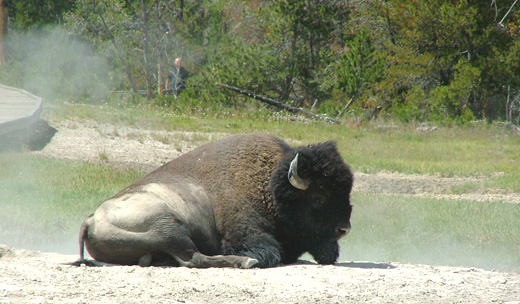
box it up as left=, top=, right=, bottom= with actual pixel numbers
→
left=79, top=220, right=89, bottom=261
left=67, top=218, right=100, bottom=267
left=67, top=259, right=102, bottom=267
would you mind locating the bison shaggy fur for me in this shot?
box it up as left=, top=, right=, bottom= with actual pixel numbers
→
left=77, top=134, right=353, bottom=268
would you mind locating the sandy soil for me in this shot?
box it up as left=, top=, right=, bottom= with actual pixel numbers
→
left=1, top=119, right=519, bottom=303
left=1, top=245, right=519, bottom=304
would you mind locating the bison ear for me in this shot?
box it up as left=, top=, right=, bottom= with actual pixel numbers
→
left=288, top=153, right=311, bottom=190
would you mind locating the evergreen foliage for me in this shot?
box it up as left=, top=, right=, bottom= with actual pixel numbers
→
left=0, top=0, right=519, bottom=124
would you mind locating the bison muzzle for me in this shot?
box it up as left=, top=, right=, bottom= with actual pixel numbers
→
left=76, top=134, right=353, bottom=268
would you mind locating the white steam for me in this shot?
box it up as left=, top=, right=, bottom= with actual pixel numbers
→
left=4, top=27, right=112, bottom=102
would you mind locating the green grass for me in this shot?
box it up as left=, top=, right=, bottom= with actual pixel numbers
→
left=2, top=153, right=517, bottom=271
left=1, top=98, right=519, bottom=270
left=338, top=193, right=520, bottom=272
left=0, top=153, right=142, bottom=253
left=44, top=101, right=520, bottom=191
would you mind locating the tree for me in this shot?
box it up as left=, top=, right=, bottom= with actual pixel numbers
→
left=320, top=31, right=384, bottom=115
left=366, top=0, right=520, bottom=122
left=0, top=0, right=7, bottom=65
left=8, top=0, right=75, bottom=29
left=259, top=0, right=347, bottom=106
left=67, top=0, right=208, bottom=96
left=140, top=0, right=153, bottom=98
left=0, top=0, right=76, bottom=65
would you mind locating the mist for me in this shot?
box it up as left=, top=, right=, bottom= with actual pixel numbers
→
left=0, top=27, right=116, bottom=255
left=2, top=26, right=113, bottom=102
left=0, top=156, right=74, bottom=255
left=335, top=193, right=520, bottom=273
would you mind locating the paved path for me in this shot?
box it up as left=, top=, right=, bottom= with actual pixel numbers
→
left=0, top=84, right=42, bottom=136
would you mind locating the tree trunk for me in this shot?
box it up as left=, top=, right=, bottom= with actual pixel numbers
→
left=158, top=63, right=163, bottom=96
left=0, top=0, right=7, bottom=65
left=97, top=9, right=139, bottom=94
left=141, top=0, right=153, bottom=99
left=283, top=21, right=299, bottom=101
left=179, top=0, right=184, bottom=20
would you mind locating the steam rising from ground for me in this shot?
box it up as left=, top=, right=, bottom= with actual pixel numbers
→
left=0, top=27, right=115, bottom=254
left=0, top=153, right=80, bottom=255
left=0, top=27, right=113, bottom=253
left=3, top=27, right=112, bottom=101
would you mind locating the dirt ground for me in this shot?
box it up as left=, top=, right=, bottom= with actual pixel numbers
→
left=1, top=245, right=519, bottom=304
left=1, top=119, right=520, bottom=303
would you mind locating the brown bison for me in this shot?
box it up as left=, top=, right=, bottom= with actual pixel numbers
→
left=77, top=134, right=353, bottom=268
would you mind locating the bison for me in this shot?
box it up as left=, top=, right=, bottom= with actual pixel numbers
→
left=77, top=134, right=353, bottom=268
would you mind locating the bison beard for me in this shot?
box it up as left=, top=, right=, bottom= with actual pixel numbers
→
left=75, top=134, right=353, bottom=268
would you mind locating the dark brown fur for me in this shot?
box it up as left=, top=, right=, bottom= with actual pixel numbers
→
left=77, top=134, right=353, bottom=268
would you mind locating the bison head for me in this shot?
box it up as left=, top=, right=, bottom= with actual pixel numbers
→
left=270, top=141, right=353, bottom=265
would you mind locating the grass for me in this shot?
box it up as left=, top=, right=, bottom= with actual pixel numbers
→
left=44, top=100, right=520, bottom=191
left=1, top=98, right=519, bottom=270
left=0, top=153, right=142, bottom=253
left=338, top=193, right=520, bottom=272
left=2, top=153, right=517, bottom=271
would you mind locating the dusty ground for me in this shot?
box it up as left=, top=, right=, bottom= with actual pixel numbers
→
left=1, top=245, right=519, bottom=304
left=1, top=119, right=520, bottom=303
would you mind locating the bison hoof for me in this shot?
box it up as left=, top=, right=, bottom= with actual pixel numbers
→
left=138, top=253, right=153, bottom=267
left=242, top=258, right=258, bottom=269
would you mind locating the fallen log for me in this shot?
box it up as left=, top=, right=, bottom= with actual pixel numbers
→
left=215, top=82, right=342, bottom=124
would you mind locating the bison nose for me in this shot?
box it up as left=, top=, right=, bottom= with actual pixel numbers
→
left=335, top=225, right=351, bottom=240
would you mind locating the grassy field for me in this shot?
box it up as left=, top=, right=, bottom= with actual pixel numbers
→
left=0, top=153, right=141, bottom=252
left=1, top=100, right=519, bottom=271
left=46, top=101, right=520, bottom=190
left=341, top=193, right=520, bottom=272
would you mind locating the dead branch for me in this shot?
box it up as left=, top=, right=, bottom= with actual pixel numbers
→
left=215, top=82, right=342, bottom=124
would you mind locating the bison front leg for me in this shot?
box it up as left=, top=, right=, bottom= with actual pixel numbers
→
left=309, top=241, right=339, bottom=265
left=174, top=252, right=258, bottom=269
left=221, top=232, right=283, bottom=268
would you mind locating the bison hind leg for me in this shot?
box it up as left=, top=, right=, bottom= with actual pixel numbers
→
left=173, top=252, right=258, bottom=269
left=138, top=253, right=153, bottom=267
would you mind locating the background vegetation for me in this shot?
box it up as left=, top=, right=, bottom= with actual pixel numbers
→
left=1, top=0, right=520, bottom=124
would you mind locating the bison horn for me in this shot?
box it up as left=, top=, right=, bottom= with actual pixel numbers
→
left=288, top=153, right=311, bottom=190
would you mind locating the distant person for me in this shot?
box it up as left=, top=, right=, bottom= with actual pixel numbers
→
left=166, top=57, right=190, bottom=98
